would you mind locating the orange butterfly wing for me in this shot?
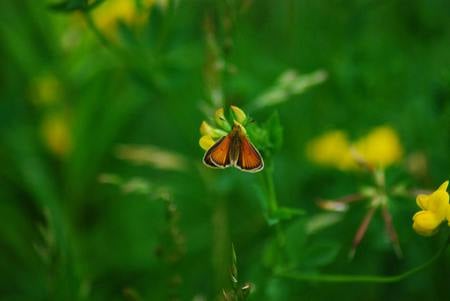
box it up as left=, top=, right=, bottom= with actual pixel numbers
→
left=236, top=135, right=264, bottom=172
left=203, top=135, right=232, bottom=168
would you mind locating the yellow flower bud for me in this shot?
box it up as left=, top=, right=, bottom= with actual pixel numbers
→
left=230, top=105, right=247, bottom=124
left=199, top=135, right=215, bottom=151
left=233, top=120, right=247, bottom=135
left=200, top=121, right=227, bottom=138
left=214, top=108, right=231, bottom=131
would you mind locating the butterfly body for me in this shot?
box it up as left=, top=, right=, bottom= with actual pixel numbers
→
left=203, top=123, right=264, bottom=172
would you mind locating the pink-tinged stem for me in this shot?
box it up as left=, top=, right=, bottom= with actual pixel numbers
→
left=349, top=206, right=377, bottom=260
left=337, top=193, right=365, bottom=203
left=350, top=148, right=375, bottom=172
left=316, top=194, right=365, bottom=212
left=381, top=206, right=403, bottom=258
left=409, top=189, right=433, bottom=196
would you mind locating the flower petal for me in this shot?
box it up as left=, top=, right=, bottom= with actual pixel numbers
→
left=230, top=105, right=247, bottom=124
left=437, top=180, right=449, bottom=192
left=214, top=108, right=231, bottom=131
left=199, top=135, right=215, bottom=151
left=416, top=194, right=429, bottom=210
left=412, top=211, right=442, bottom=236
left=200, top=121, right=227, bottom=138
left=427, top=190, right=449, bottom=219
left=200, top=121, right=215, bottom=136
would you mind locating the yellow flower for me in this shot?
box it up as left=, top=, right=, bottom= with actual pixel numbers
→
left=306, top=130, right=355, bottom=170
left=354, top=126, right=403, bottom=168
left=92, top=0, right=156, bottom=38
left=306, top=125, right=403, bottom=171
left=412, top=181, right=450, bottom=236
left=41, top=113, right=72, bottom=158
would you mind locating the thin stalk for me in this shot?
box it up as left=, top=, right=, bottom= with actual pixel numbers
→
left=263, top=163, right=286, bottom=259
left=276, top=235, right=449, bottom=283
left=381, top=205, right=403, bottom=258
left=348, top=206, right=377, bottom=259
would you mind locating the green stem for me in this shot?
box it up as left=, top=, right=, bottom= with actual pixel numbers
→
left=263, top=163, right=286, bottom=256
left=276, top=235, right=449, bottom=283
left=264, top=164, right=278, bottom=215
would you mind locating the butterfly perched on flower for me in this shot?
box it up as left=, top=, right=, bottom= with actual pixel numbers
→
left=199, top=106, right=264, bottom=173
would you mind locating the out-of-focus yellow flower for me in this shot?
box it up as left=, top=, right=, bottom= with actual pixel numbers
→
left=306, top=125, right=403, bottom=171
left=354, top=126, right=403, bottom=168
left=41, top=113, right=71, bottom=158
left=92, top=0, right=158, bottom=37
left=412, top=181, right=450, bottom=236
left=30, top=75, right=62, bottom=106
left=306, top=130, right=355, bottom=170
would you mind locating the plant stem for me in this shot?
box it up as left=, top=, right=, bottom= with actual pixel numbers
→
left=263, top=163, right=286, bottom=259
left=349, top=206, right=377, bottom=259
left=276, top=234, right=450, bottom=283
left=264, top=164, right=278, bottom=216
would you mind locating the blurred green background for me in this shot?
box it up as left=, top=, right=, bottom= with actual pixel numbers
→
left=1, top=0, right=450, bottom=300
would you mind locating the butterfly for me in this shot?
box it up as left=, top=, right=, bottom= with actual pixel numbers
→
left=202, top=123, right=264, bottom=172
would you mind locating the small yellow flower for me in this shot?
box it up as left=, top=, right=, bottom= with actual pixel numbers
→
left=306, top=130, right=355, bottom=170
left=354, top=126, right=403, bottom=168
left=92, top=0, right=156, bottom=38
left=41, top=113, right=72, bottom=158
left=412, top=181, right=450, bottom=236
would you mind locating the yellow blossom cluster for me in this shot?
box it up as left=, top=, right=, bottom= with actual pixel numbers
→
left=199, top=106, right=247, bottom=151
left=306, top=126, right=403, bottom=170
